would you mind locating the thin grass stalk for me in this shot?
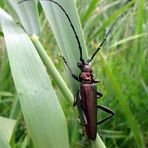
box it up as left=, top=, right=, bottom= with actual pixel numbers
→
left=0, top=8, right=69, bottom=148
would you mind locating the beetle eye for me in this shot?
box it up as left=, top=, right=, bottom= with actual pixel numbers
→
left=77, top=62, right=83, bottom=69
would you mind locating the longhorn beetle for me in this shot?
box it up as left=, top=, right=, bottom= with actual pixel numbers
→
left=19, top=0, right=123, bottom=140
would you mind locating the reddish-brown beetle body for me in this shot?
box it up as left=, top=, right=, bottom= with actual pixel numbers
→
left=80, top=83, right=97, bottom=140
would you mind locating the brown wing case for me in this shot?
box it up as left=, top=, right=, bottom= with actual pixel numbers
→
left=80, top=83, right=97, bottom=140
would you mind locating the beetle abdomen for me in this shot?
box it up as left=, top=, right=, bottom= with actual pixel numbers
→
left=80, top=83, right=97, bottom=140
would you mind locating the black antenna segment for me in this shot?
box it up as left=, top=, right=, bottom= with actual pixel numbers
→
left=18, top=0, right=84, bottom=63
left=87, top=14, right=123, bottom=63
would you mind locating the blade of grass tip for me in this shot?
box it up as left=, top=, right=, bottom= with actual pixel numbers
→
left=9, top=97, right=21, bottom=119
left=99, top=53, right=144, bottom=148
left=0, top=8, right=69, bottom=148
left=110, top=33, right=148, bottom=48
left=81, top=0, right=100, bottom=24
left=91, top=134, right=106, bottom=148
left=0, top=130, right=11, bottom=148
left=31, top=35, right=74, bottom=106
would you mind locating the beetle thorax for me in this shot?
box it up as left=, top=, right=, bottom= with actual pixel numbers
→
left=78, top=63, right=93, bottom=83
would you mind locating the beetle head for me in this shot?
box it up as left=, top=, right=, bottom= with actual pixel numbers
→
left=77, top=62, right=92, bottom=72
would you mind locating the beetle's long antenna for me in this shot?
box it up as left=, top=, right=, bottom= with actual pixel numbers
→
left=18, top=0, right=85, bottom=63
left=87, top=14, right=123, bottom=63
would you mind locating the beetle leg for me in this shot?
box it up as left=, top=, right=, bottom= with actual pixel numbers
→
left=73, top=90, right=87, bottom=125
left=73, top=90, right=80, bottom=106
left=61, top=56, right=80, bottom=81
left=97, top=105, right=115, bottom=125
left=78, top=108, right=87, bottom=126
left=97, top=91, right=103, bottom=98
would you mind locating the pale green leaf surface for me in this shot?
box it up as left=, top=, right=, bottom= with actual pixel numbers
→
left=0, top=8, right=69, bottom=148
left=15, top=0, right=40, bottom=34
left=0, top=116, right=16, bottom=142
left=0, top=130, right=11, bottom=148
left=3, top=0, right=40, bottom=34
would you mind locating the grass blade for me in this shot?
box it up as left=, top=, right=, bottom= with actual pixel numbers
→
left=0, top=8, right=69, bottom=148
left=81, top=0, right=100, bottom=24
left=99, top=53, right=144, bottom=148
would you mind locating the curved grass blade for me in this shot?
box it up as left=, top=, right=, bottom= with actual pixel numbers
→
left=110, top=33, right=148, bottom=48
left=0, top=8, right=69, bottom=148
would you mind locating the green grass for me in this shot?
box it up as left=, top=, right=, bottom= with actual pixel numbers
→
left=0, top=0, right=148, bottom=147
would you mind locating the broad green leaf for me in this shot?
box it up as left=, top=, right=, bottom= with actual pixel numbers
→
left=0, top=8, right=69, bottom=148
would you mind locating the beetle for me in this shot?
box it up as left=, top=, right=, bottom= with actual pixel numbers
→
left=19, top=0, right=122, bottom=140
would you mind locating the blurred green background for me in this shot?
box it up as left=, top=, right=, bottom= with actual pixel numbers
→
left=0, top=0, right=148, bottom=148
